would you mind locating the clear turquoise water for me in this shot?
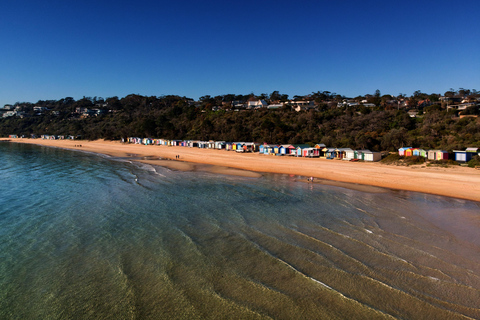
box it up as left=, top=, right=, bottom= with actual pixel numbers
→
left=1, top=142, right=479, bottom=319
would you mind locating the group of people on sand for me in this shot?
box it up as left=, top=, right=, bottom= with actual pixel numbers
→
left=175, top=155, right=180, bottom=159
left=307, top=177, right=314, bottom=182
left=74, top=144, right=82, bottom=147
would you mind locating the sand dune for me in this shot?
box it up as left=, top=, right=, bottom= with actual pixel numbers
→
left=3, top=138, right=480, bottom=202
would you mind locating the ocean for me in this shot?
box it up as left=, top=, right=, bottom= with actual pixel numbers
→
left=1, top=142, right=479, bottom=319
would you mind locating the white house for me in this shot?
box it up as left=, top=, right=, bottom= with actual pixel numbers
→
left=247, top=100, right=268, bottom=109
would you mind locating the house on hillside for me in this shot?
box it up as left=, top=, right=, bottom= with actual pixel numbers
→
left=247, top=100, right=268, bottom=109
left=291, top=101, right=315, bottom=112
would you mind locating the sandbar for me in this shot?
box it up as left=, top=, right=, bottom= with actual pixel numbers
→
left=2, top=138, right=480, bottom=202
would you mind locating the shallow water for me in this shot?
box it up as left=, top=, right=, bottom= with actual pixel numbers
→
left=1, top=142, right=479, bottom=319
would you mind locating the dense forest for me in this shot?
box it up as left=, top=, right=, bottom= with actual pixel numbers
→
left=1, top=92, right=479, bottom=152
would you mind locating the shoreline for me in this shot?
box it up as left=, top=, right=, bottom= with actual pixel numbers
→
left=2, top=138, right=480, bottom=202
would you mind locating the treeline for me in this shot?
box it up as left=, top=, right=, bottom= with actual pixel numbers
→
left=1, top=94, right=480, bottom=151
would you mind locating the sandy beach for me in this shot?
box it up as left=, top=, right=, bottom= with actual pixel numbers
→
left=2, top=138, right=480, bottom=202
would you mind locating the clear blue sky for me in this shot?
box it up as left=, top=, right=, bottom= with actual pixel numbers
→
left=1, top=0, right=479, bottom=106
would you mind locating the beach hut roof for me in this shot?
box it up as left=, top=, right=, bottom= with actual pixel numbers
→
left=466, top=147, right=479, bottom=152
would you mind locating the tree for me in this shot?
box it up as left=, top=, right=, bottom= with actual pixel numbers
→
left=269, top=91, right=281, bottom=101
left=444, top=89, right=456, bottom=98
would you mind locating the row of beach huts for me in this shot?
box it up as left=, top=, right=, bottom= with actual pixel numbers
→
left=9, top=134, right=75, bottom=139
left=398, top=147, right=480, bottom=163
left=125, top=137, right=383, bottom=161
left=8, top=134, right=478, bottom=164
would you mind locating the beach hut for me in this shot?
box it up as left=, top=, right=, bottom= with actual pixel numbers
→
left=279, top=145, right=296, bottom=155
left=466, top=147, right=479, bottom=157
left=354, top=150, right=365, bottom=160
left=235, top=143, right=244, bottom=152
left=267, top=145, right=277, bottom=155
left=252, top=143, right=261, bottom=152
left=188, top=141, right=198, bottom=148
left=345, top=149, right=355, bottom=160
left=215, top=141, right=226, bottom=149
left=295, top=145, right=309, bottom=157
left=453, top=150, right=472, bottom=163
left=413, top=149, right=423, bottom=157
left=342, top=148, right=353, bottom=160
left=362, top=150, right=382, bottom=162
left=427, top=150, right=438, bottom=160
left=295, top=146, right=303, bottom=157
left=436, top=150, right=449, bottom=160
left=334, top=148, right=352, bottom=160
left=259, top=144, right=266, bottom=154
left=398, top=147, right=412, bottom=157
left=234, top=143, right=242, bottom=151
left=353, top=150, right=365, bottom=160
left=302, top=148, right=320, bottom=157
left=315, top=143, right=326, bottom=149
left=320, top=147, right=329, bottom=158
left=326, top=148, right=336, bottom=159
left=243, top=142, right=259, bottom=152
left=404, top=148, right=416, bottom=157
left=206, top=141, right=214, bottom=149
left=260, top=144, right=275, bottom=155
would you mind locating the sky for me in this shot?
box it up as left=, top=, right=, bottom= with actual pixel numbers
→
left=1, top=0, right=479, bottom=106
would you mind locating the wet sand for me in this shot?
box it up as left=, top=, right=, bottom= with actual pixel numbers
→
left=2, top=138, right=480, bottom=202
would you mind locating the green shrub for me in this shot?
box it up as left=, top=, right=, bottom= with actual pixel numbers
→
left=381, top=153, right=401, bottom=164
left=467, top=155, right=480, bottom=168
left=403, top=156, right=425, bottom=165
left=428, top=159, right=459, bottom=167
